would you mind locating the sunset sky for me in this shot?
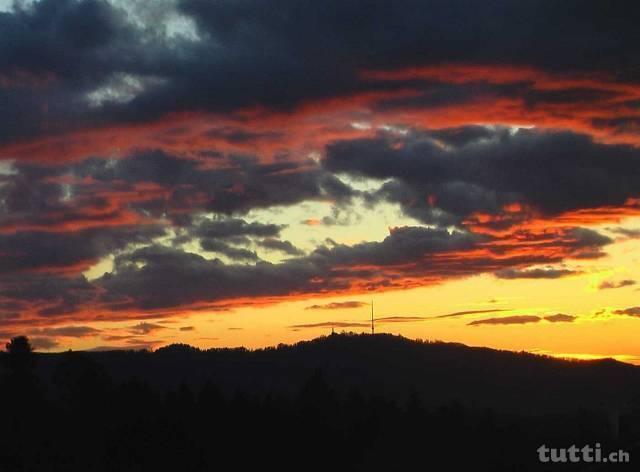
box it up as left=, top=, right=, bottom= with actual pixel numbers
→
left=1, top=0, right=640, bottom=361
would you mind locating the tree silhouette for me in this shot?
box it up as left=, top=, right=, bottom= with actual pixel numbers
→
left=0, top=336, right=49, bottom=472
left=3, top=335, right=35, bottom=374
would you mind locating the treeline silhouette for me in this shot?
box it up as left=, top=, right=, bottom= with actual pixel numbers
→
left=1, top=333, right=639, bottom=471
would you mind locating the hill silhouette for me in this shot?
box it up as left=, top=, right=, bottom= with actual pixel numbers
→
left=2, top=333, right=639, bottom=471
left=31, top=332, right=640, bottom=414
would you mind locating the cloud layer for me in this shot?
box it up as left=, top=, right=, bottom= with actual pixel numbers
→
left=1, top=0, right=639, bottom=346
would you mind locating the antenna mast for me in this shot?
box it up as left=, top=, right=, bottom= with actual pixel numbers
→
left=371, top=300, right=374, bottom=335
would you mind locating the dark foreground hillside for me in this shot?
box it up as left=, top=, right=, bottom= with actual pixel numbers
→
left=1, top=333, right=639, bottom=471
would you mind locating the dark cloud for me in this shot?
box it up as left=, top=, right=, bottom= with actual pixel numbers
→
left=193, top=218, right=282, bottom=239
left=96, top=245, right=327, bottom=310
left=31, top=325, right=101, bottom=337
left=544, top=314, right=576, bottom=323
left=187, top=218, right=284, bottom=260
left=2, top=153, right=355, bottom=275
left=523, top=88, right=622, bottom=108
left=325, top=129, right=640, bottom=224
left=1, top=0, right=126, bottom=75
left=598, top=279, right=636, bottom=290
left=612, top=307, right=640, bottom=317
left=257, top=238, right=304, bottom=256
left=90, top=223, right=611, bottom=313
left=315, top=226, right=479, bottom=268
left=429, top=126, right=497, bottom=148
left=495, top=267, right=580, bottom=280
left=202, top=127, right=284, bottom=144
left=172, top=0, right=640, bottom=113
left=0, top=0, right=638, bottom=146
left=74, top=151, right=356, bottom=216
left=0, top=0, right=133, bottom=141
left=179, top=326, right=194, bottom=331
left=373, top=82, right=622, bottom=115
left=95, top=226, right=479, bottom=310
left=0, top=151, right=361, bottom=317
left=129, top=322, right=166, bottom=335
left=199, top=239, right=259, bottom=262
left=0, top=225, right=164, bottom=274
left=469, top=315, right=542, bottom=326
left=0, top=273, right=96, bottom=317
left=305, top=301, right=368, bottom=310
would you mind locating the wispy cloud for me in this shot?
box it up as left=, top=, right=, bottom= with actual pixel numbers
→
left=375, top=316, right=427, bottom=324
left=432, top=309, right=508, bottom=319
left=495, top=267, right=580, bottom=280
left=290, top=321, right=370, bottom=329
left=544, top=314, right=576, bottom=323
left=469, top=315, right=542, bottom=326
left=469, top=313, right=576, bottom=326
left=305, top=301, right=368, bottom=310
left=598, top=279, right=636, bottom=290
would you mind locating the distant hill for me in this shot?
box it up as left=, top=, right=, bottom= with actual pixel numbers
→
left=35, top=333, right=640, bottom=415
